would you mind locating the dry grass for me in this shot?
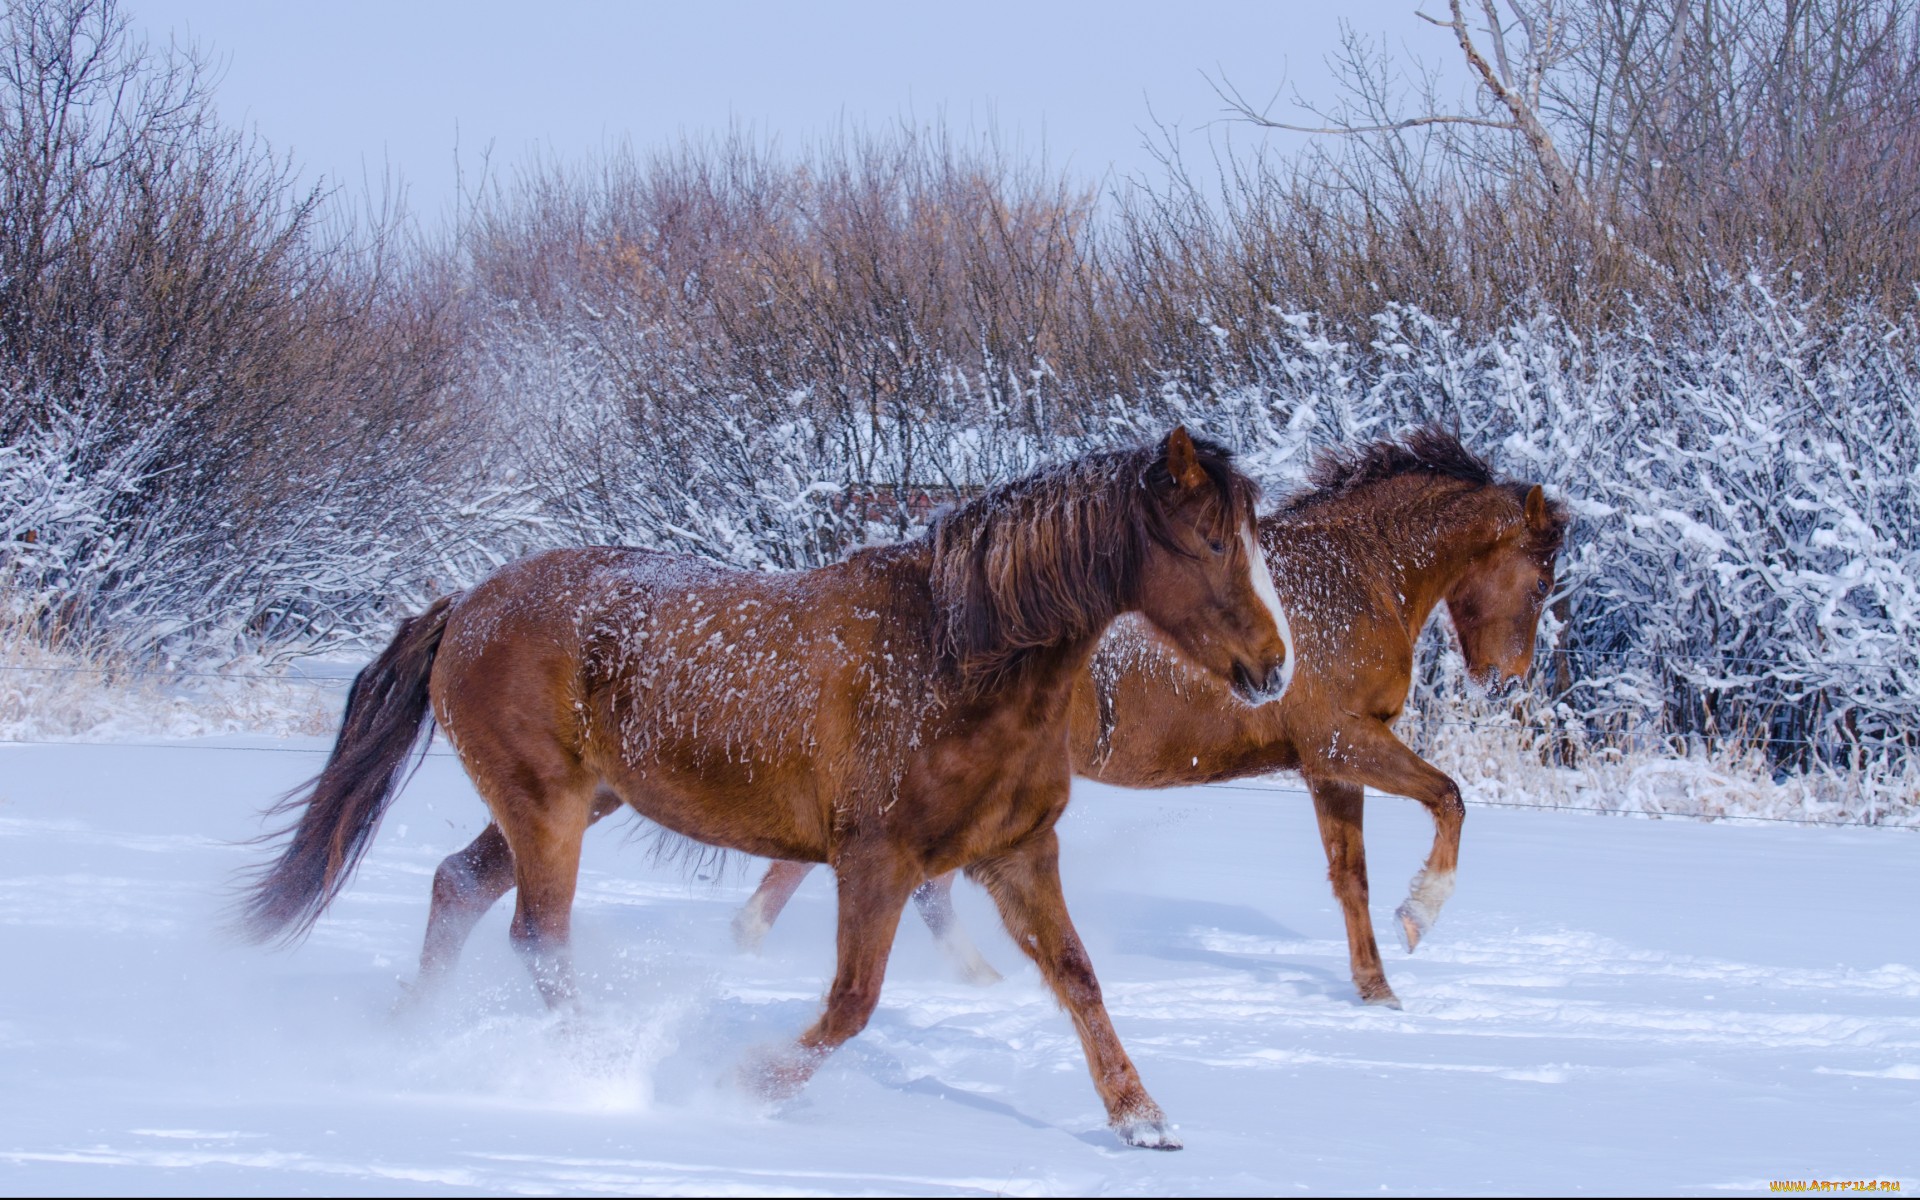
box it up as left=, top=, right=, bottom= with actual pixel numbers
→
left=0, top=608, right=340, bottom=741
left=1403, top=694, right=1920, bottom=829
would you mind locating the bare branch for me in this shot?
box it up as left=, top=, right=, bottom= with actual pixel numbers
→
left=1232, top=112, right=1520, bottom=136
left=1441, top=0, right=1588, bottom=210
left=1480, top=0, right=1517, bottom=85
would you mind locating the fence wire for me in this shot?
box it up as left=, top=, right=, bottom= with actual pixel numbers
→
left=2, top=658, right=1911, bottom=831
left=0, top=734, right=1906, bottom=830
left=0, top=660, right=1909, bottom=754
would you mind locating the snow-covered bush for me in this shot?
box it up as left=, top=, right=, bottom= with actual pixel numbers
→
left=463, top=302, right=1064, bottom=573
left=1120, top=280, right=1917, bottom=817
left=444, top=269, right=1918, bottom=819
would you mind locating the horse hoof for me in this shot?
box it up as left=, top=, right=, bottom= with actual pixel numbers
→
left=731, top=913, right=770, bottom=955
left=737, top=1045, right=819, bottom=1101
left=1396, top=904, right=1424, bottom=953
left=1111, top=1099, right=1181, bottom=1150
left=959, top=961, right=1004, bottom=987
left=1113, top=1115, right=1183, bottom=1150
left=1362, top=990, right=1403, bottom=1010
left=389, top=976, right=433, bottom=1020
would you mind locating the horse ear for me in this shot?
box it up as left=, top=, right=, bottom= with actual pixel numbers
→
left=1165, top=426, right=1207, bottom=491
left=1524, top=484, right=1550, bottom=530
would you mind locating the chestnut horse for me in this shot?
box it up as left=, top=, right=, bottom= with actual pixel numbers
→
left=240, top=428, right=1290, bottom=1150
left=735, top=429, right=1568, bottom=1008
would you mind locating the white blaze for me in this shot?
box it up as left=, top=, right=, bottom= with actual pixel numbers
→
left=1241, top=522, right=1296, bottom=703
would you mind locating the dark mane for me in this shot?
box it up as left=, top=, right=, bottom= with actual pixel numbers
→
left=1283, top=426, right=1496, bottom=512
left=929, top=434, right=1258, bottom=696
left=1282, top=425, right=1570, bottom=554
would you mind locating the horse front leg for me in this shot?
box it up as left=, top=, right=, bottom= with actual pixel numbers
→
left=968, top=829, right=1178, bottom=1150
left=1314, top=717, right=1465, bottom=955
left=1306, top=778, right=1398, bottom=1008
left=912, top=872, right=1002, bottom=985
left=745, top=847, right=921, bottom=1098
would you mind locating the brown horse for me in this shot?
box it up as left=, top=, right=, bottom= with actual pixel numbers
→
left=239, top=428, right=1290, bottom=1150
left=734, top=429, right=1569, bottom=1008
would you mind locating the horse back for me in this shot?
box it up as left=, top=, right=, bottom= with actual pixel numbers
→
left=438, top=544, right=939, bottom=861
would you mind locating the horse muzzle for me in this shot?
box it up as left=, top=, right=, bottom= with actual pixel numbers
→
left=1230, top=657, right=1291, bottom=706
left=1471, top=665, right=1524, bottom=697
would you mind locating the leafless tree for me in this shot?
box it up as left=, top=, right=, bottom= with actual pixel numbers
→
left=1214, top=2, right=1589, bottom=215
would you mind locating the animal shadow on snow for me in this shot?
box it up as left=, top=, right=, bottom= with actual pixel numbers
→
left=1084, top=890, right=1353, bottom=1002
left=839, top=1040, right=1117, bottom=1149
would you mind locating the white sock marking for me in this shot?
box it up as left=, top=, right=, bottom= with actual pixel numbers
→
left=1401, top=867, right=1457, bottom=930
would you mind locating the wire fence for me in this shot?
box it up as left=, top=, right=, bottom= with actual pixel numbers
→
left=2, top=658, right=1912, bottom=831
left=0, top=732, right=1907, bottom=831
left=0, top=659, right=1910, bottom=752
left=0, top=661, right=349, bottom=685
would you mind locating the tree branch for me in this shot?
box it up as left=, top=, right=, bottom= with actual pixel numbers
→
left=1206, top=67, right=1517, bottom=136
left=1443, top=0, right=1589, bottom=212
left=1234, top=112, right=1521, bottom=135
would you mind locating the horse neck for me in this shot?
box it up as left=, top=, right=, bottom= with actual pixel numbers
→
left=1018, top=627, right=1114, bottom=705
left=978, top=601, right=1125, bottom=711
left=1368, top=481, right=1511, bottom=639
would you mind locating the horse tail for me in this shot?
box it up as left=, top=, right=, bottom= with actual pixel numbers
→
left=237, top=594, right=457, bottom=945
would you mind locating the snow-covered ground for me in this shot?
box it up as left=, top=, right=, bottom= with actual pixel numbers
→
left=1, top=735, right=1914, bottom=1196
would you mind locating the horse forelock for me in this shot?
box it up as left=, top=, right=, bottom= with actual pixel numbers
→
left=1143, top=432, right=1262, bottom=551
left=930, top=435, right=1258, bottom=694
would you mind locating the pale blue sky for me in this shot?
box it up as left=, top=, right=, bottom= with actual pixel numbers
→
left=130, top=1, right=1449, bottom=221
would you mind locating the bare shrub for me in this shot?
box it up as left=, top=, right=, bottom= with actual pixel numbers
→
left=455, top=128, right=1111, bottom=564
left=1201, top=1, right=1920, bottom=334
left=0, top=0, right=466, bottom=661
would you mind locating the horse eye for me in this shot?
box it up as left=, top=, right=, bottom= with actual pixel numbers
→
left=1536, top=578, right=1552, bottom=596
left=1208, top=539, right=1226, bottom=555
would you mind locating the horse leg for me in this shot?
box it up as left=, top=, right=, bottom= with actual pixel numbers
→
left=733, top=860, right=816, bottom=952
left=968, top=830, right=1178, bottom=1150
left=1317, top=717, right=1465, bottom=954
left=912, top=872, right=1002, bottom=986
left=461, top=760, right=599, bottom=1008
left=412, top=822, right=513, bottom=1000
left=1398, top=813, right=1463, bottom=955
left=414, top=789, right=625, bottom=998
left=746, top=848, right=921, bottom=1098
left=1307, top=778, right=1397, bottom=1008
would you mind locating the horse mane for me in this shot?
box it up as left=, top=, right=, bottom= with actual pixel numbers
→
left=1282, top=424, right=1569, bottom=551
left=1283, top=426, right=1495, bottom=511
left=928, top=434, right=1259, bottom=696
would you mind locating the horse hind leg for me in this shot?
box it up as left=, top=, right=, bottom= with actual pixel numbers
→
left=411, top=789, right=625, bottom=1004
left=734, top=860, right=815, bottom=952
left=408, top=822, right=517, bottom=1006
left=912, top=872, right=1001, bottom=986
left=449, top=750, right=600, bottom=1008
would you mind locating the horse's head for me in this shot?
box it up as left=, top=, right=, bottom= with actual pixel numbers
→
left=1444, top=483, right=1568, bottom=690
left=1136, top=427, right=1294, bottom=705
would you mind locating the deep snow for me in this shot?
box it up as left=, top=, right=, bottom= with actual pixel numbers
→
left=0, top=736, right=1914, bottom=1195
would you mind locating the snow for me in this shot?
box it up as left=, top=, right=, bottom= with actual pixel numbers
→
left=1, top=736, right=1915, bottom=1195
